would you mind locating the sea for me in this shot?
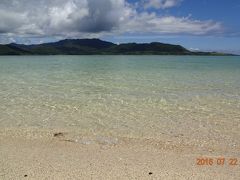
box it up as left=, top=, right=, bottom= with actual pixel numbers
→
left=0, top=55, right=239, bottom=146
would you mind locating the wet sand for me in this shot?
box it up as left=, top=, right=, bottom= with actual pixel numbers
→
left=0, top=128, right=239, bottom=180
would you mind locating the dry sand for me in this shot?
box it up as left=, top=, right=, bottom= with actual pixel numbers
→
left=0, top=128, right=239, bottom=180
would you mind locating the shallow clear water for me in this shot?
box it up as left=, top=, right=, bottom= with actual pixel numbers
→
left=0, top=55, right=240, bottom=142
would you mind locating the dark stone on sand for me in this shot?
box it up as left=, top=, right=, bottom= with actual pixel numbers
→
left=53, top=132, right=64, bottom=137
left=149, top=172, right=153, bottom=175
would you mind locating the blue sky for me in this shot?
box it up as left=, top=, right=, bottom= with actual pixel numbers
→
left=105, top=0, right=240, bottom=54
left=0, top=0, right=239, bottom=54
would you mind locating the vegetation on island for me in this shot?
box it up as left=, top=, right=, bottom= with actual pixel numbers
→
left=0, top=39, right=235, bottom=55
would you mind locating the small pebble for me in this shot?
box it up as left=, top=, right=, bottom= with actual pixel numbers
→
left=54, top=132, right=64, bottom=137
left=149, top=172, right=153, bottom=175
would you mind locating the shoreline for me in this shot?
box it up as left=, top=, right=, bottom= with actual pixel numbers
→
left=1, top=128, right=239, bottom=179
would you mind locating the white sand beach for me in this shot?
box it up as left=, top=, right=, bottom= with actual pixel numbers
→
left=0, top=128, right=239, bottom=180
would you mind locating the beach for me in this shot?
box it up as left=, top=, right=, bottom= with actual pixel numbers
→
left=0, top=55, right=240, bottom=179
left=0, top=0, right=239, bottom=178
left=1, top=128, right=239, bottom=180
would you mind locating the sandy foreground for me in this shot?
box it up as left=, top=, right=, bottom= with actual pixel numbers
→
left=0, top=128, right=239, bottom=180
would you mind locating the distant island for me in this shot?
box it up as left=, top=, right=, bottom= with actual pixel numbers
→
left=0, top=39, right=234, bottom=55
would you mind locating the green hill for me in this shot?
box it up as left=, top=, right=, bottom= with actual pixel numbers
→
left=0, top=45, right=30, bottom=55
left=0, top=39, right=234, bottom=55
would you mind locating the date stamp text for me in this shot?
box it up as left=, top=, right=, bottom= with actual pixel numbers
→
left=196, top=157, right=238, bottom=166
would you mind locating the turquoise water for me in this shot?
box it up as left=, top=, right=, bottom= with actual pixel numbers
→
left=0, top=56, right=240, bottom=143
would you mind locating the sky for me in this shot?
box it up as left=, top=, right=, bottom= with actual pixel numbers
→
left=0, top=0, right=239, bottom=54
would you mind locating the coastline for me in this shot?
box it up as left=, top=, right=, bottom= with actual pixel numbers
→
left=1, top=128, right=239, bottom=179
left=0, top=39, right=236, bottom=56
left=1, top=55, right=240, bottom=179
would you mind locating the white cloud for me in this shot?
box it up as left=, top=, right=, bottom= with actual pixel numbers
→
left=123, top=15, right=222, bottom=35
left=143, top=0, right=182, bottom=9
left=0, top=9, right=27, bottom=34
left=0, top=0, right=223, bottom=43
left=189, top=47, right=200, bottom=52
